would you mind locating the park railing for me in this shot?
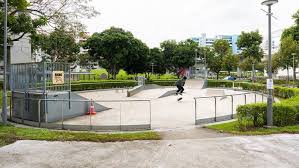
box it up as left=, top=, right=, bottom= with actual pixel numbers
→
left=194, top=91, right=268, bottom=125
left=9, top=97, right=151, bottom=132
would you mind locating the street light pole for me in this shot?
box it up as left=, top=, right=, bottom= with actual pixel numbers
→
left=262, top=0, right=278, bottom=127
left=2, top=0, right=8, bottom=125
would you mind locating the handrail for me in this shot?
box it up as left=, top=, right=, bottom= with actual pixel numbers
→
left=193, top=90, right=266, bottom=99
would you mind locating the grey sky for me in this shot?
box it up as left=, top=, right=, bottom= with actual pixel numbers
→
left=84, top=0, right=299, bottom=48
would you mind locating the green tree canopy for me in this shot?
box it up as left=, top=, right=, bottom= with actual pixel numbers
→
left=84, top=27, right=149, bottom=77
left=40, top=28, right=80, bottom=62
left=172, top=39, right=197, bottom=69
left=279, top=36, right=299, bottom=69
left=222, top=54, right=239, bottom=75
left=208, top=54, right=222, bottom=79
left=281, top=9, right=299, bottom=42
left=213, top=39, right=231, bottom=57
left=0, top=0, right=47, bottom=43
left=160, top=40, right=177, bottom=72
left=121, top=38, right=149, bottom=74
left=237, top=31, right=264, bottom=81
left=148, top=48, right=166, bottom=74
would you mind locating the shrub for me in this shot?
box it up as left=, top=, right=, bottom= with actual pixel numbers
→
left=206, top=80, right=233, bottom=88
left=148, top=74, right=159, bottom=80
left=90, top=69, right=109, bottom=80
left=160, top=74, right=178, bottom=80
left=116, top=69, right=129, bottom=80
left=207, top=80, right=299, bottom=129
left=71, top=81, right=137, bottom=91
left=147, top=80, right=176, bottom=86
left=237, top=103, right=298, bottom=130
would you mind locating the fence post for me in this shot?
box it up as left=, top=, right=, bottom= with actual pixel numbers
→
left=119, top=102, right=122, bottom=131
left=194, top=98, right=197, bottom=125
left=214, top=97, right=217, bottom=122
left=244, top=94, right=247, bottom=105
left=9, top=95, right=12, bottom=120
left=38, top=100, right=41, bottom=128
left=231, top=95, right=234, bottom=119
left=89, top=100, right=92, bottom=131
left=61, top=100, right=64, bottom=130
left=149, top=101, right=152, bottom=129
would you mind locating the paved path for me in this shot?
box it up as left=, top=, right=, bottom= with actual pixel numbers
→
left=0, top=134, right=298, bottom=168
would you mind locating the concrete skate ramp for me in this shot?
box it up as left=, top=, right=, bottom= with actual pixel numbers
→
left=158, top=90, right=177, bottom=98
left=185, top=79, right=205, bottom=89
left=70, top=93, right=110, bottom=114
left=46, top=93, right=110, bottom=122
left=128, top=80, right=205, bottom=98
left=127, top=84, right=165, bottom=97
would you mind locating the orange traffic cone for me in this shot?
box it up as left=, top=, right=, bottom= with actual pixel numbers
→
left=87, top=100, right=97, bottom=115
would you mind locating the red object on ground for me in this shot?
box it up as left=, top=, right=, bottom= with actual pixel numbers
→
left=86, top=100, right=97, bottom=115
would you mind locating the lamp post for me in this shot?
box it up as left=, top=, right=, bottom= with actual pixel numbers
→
left=2, top=0, right=8, bottom=125
left=292, top=53, right=296, bottom=87
left=204, top=49, right=207, bottom=80
left=262, top=0, right=278, bottom=127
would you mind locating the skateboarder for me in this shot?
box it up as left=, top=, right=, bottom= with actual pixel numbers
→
left=176, top=76, right=187, bottom=96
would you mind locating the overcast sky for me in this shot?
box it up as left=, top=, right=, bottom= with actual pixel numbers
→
left=84, top=0, right=299, bottom=48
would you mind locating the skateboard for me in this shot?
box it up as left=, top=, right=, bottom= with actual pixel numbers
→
left=177, top=93, right=183, bottom=101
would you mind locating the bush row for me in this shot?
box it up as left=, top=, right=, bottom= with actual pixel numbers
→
left=207, top=80, right=299, bottom=130
left=71, top=81, right=137, bottom=91
left=208, top=80, right=299, bottom=99
left=146, top=80, right=176, bottom=86
left=71, top=79, right=177, bottom=91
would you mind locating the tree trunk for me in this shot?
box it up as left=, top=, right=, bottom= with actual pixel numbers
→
left=293, top=66, right=296, bottom=81
left=287, top=66, right=289, bottom=85
left=216, top=72, right=219, bottom=80
left=252, top=63, right=255, bottom=82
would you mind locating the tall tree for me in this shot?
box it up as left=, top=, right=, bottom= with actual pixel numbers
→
left=121, top=38, right=149, bottom=74
left=41, top=28, right=80, bottom=62
left=84, top=27, right=149, bottom=78
left=213, top=39, right=231, bottom=57
left=237, top=31, right=264, bottom=81
left=222, top=54, right=239, bottom=75
left=148, top=48, right=166, bottom=74
left=0, top=0, right=47, bottom=43
left=279, top=36, right=299, bottom=81
left=172, top=39, right=197, bottom=70
left=208, top=53, right=222, bottom=80
left=160, top=40, right=177, bottom=73
left=282, top=9, right=299, bottom=42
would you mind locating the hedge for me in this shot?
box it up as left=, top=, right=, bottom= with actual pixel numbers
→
left=146, top=80, right=176, bottom=86
left=207, top=80, right=299, bottom=129
left=71, top=81, right=137, bottom=91
left=208, top=80, right=299, bottom=99
left=237, top=103, right=297, bottom=130
left=71, top=79, right=177, bottom=91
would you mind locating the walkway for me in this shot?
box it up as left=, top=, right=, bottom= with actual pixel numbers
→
left=0, top=134, right=298, bottom=168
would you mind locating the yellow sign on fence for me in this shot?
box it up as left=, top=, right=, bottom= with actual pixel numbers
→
left=52, top=71, right=64, bottom=85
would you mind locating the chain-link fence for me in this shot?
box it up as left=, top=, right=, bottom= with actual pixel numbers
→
left=194, top=91, right=267, bottom=125
left=9, top=97, right=151, bottom=131
left=10, top=62, right=71, bottom=92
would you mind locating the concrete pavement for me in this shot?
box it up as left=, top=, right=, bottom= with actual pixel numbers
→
left=0, top=134, right=298, bottom=168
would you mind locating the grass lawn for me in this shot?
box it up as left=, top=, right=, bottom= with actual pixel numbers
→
left=0, top=124, right=161, bottom=147
left=205, top=121, right=299, bottom=135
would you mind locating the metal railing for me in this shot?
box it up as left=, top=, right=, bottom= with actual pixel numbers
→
left=9, top=97, right=151, bottom=131
left=194, top=91, right=267, bottom=125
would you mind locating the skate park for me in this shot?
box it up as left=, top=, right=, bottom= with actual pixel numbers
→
left=73, top=80, right=267, bottom=131
left=8, top=63, right=268, bottom=132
